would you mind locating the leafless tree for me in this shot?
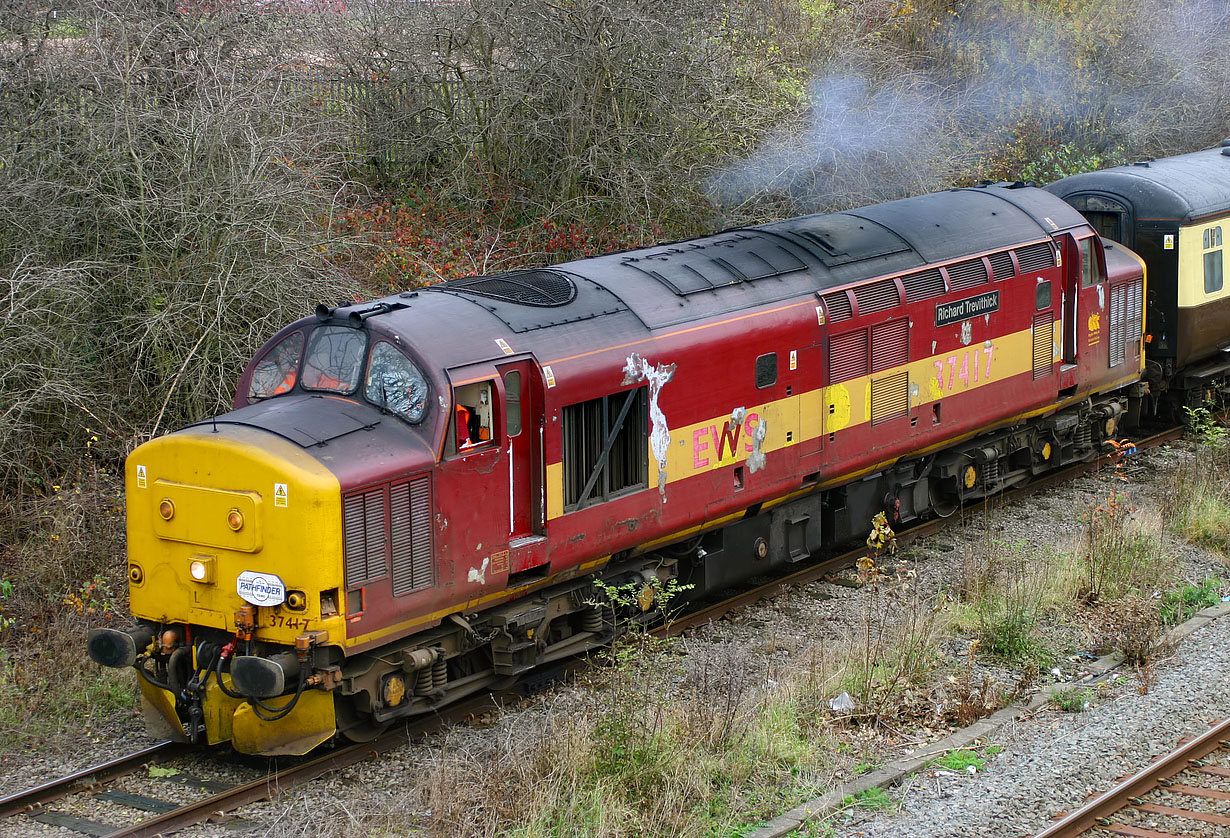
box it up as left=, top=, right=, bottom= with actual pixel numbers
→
left=0, top=0, right=357, bottom=522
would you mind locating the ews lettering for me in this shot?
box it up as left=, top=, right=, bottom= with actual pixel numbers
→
left=693, top=412, right=762, bottom=469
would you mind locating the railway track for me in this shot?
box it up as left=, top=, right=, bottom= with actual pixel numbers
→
left=1032, top=717, right=1230, bottom=838
left=1, top=424, right=1187, bottom=837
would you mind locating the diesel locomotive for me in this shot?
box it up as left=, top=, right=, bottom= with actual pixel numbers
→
left=88, top=144, right=1230, bottom=756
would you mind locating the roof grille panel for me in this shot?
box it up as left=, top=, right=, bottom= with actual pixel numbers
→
left=853, top=279, right=900, bottom=314
left=946, top=258, right=988, bottom=292
left=822, top=291, right=853, bottom=322
left=901, top=268, right=945, bottom=302
left=621, top=234, right=807, bottom=296
left=988, top=251, right=1015, bottom=281
left=446, top=270, right=577, bottom=307
left=1016, top=242, right=1056, bottom=274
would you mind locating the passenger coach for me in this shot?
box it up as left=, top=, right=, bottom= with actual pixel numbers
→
left=1048, top=142, right=1230, bottom=411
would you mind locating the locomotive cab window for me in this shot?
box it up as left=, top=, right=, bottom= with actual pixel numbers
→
left=248, top=331, right=303, bottom=400
left=365, top=342, right=429, bottom=423
left=451, top=381, right=496, bottom=454
left=302, top=325, right=366, bottom=394
left=755, top=353, right=777, bottom=389
left=1078, top=237, right=1104, bottom=288
left=562, top=387, right=649, bottom=511
left=505, top=371, right=522, bottom=437
left=1036, top=280, right=1052, bottom=310
left=1205, top=226, right=1224, bottom=294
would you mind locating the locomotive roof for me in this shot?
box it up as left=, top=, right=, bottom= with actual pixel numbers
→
left=335, top=184, right=1086, bottom=371
left=1046, top=144, right=1230, bottom=223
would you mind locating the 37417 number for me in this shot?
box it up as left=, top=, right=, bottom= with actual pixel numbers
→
left=933, top=345, right=994, bottom=392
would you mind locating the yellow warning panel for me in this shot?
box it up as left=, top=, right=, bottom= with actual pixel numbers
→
left=231, top=689, right=336, bottom=756
left=202, top=677, right=246, bottom=746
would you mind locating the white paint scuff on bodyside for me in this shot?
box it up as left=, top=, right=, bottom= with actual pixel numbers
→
left=746, top=411, right=768, bottom=473
left=623, top=353, right=677, bottom=499
left=467, top=556, right=490, bottom=585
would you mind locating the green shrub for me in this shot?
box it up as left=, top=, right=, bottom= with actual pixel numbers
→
left=1160, top=577, right=1224, bottom=625
left=1051, top=686, right=1093, bottom=713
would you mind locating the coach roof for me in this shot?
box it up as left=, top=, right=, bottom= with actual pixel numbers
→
left=1046, top=145, right=1230, bottom=224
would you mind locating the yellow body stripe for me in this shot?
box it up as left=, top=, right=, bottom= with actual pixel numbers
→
left=547, top=322, right=1052, bottom=520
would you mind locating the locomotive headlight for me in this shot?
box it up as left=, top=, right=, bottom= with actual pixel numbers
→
left=188, top=554, right=216, bottom=584
left=158, top=499, right=175, bottom=520
left=227, top=508, right=245, bottom=531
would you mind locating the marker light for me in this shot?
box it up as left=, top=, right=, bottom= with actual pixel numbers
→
left=227, top=508, right=244, bottom=531
left=159, top=499, right=175, bottom=520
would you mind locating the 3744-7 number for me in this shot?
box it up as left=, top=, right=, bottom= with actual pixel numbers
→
left=933, top=345, right=994, bottom=391
left=267, top=614, right=312, bottom=631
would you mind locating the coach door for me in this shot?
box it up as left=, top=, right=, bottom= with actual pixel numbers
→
left=497, top=358, right=545, bottom=540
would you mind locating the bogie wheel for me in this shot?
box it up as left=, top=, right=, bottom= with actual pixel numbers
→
left=334, top=696, right=391, bottom=745
left=928, top=475, right=960, bottom=518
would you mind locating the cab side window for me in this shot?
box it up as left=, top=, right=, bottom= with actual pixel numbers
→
left=450, top=380, right=496, bottom=454
left=248, top=332, right=304, bottom=400
left=1205, top=226, right=1224, bottom=294
left=1078, top=237, right=1104, bottom=288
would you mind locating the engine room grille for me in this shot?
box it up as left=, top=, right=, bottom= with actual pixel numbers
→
left=1109, top=283, right=1127, bottom=366
left=853, top=278, right=900, bottom=314
left=1032, top=313, right=1054, bottom=379
left=870, top=319, right=909, bottom=372
left=822, top=291, right=853, bottom=322
left=344, top=476, right=434, bottom=594
left=1016, top=242, right=1056, bottom=274
left=870, top=372, right=909, bottom=425
left=343, top=489, right=387, bottom=588
left=946, top=258, right=988, bottom=292
left=390, top=477, right=433, bottom=596
left=901, top=268, right=945, bottom=302
left=829, top=329, right=869, bottom=384
left=446, top=270, right=577, bottom=307
left=988, top=251, right=1015, bottom=281
left=1127, top=278, right=1143, bottom=359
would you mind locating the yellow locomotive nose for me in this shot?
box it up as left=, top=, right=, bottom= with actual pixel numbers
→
left=122, top=422, right=345, bottom=753
left=126, top=424, right=343, bottom=633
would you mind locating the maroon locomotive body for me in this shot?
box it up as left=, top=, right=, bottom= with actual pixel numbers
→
left=91, top=182, right=1147, bottom=755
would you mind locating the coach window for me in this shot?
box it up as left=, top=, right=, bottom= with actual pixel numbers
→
left=562, top=387, right=649, bottom=511
left=1205, top=227, right=1224, bottom=294
left=364, top=342, right=428, bottom=423
left=302, top=325, right=365, bottom=394
left=451, top=380, right=496, bottom=454
left=248, top=332, right=304, bottom=400
left=1078, top=238, right=1103, bottom=288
